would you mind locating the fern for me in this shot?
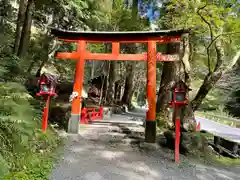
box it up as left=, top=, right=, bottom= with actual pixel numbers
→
left=0, top=81, right=60, bottom=178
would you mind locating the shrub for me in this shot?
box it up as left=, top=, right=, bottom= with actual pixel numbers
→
left=0, top=82, right=61, bottom=179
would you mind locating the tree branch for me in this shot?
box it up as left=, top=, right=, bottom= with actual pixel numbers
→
left=197, top=3, right=240, bottom=73
left=226, top=50, right=240, bottom=71
left=214, top=37, right=225, bottom=71
left=207, top=31, right=240, bottom=50
left=180, top=34, right=191, bottom=85
left=204, top=41, right=212, bottom=73
left=197, top=4, right=214, bottom=73
left=197, top=4, right=213, bottom=41
left=48, top=39, right=60, bottom=58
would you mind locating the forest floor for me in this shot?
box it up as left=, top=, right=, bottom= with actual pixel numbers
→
left=49, top=115, right=240, bottom=180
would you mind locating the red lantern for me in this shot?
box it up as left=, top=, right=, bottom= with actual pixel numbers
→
left=169, top=81, right=190, bottom=107
left=170, top=88, right=187, bottom=107
left=36, top=73, right=57, bottom=97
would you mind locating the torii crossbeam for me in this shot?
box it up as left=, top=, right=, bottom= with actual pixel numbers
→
left=50, top=28, right=189, bottom=143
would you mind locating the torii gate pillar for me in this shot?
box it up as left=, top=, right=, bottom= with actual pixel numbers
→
left=68, top=40, right=86, bottom=133
left=145, top=41, right=157, bottom=143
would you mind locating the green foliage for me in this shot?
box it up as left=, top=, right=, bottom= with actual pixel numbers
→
left=4, top=131, right=62, bottom=180
left=158, top=0, right=240, bottom=113
left=196, top=107, right=240, bottom=127
left=201, top=89, right=226, bottom=110
left=156, top=113, right=169, bottom=129
left=0, top=55, right=24, bottom=82
left=215, top=156, right=240, bottom=166
left=0, top=82, right=61, bottom=179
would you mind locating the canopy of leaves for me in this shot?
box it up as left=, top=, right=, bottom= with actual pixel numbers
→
left=157, top=0, right=240, bottom=111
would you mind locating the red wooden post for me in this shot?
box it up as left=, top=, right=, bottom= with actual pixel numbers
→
left=112, top=42, right=119, bottom=56
left=196, top=121, right=201, bottom=131
left=68, top=40, right=86, bottom=133
left=80, top=108, right=88, bottom=124
left=175, top=107, right=181, bottom=163
left=42, top=95, right=50, bottom=132
left=99, top=107, right=103, bottom=119
left=145, top=40, right=157, bottom=143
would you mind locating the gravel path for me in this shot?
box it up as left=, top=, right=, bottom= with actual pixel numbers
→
left=50, top=123, right=240, bottom=180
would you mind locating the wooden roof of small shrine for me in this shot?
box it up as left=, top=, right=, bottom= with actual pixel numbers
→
left=172, top=80, right=192, bottom=91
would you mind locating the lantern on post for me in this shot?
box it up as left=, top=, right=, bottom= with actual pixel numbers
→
left=169, top=80, right=191, bottom=163
left=36, top=73, right=58, bottom=132
left=170, top=84, right=188, bottom=107
left=37, top=73, right=57, bottom=97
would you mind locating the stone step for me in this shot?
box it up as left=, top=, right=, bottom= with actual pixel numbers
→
left=89, top=119, right=144, bottom=126
left=79, top=124, right=144, bottom=133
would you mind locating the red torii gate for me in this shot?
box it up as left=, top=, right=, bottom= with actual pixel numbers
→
left=50, top=28, right=188, bottom=143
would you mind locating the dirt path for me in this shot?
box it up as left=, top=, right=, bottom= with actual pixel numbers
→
left=49, top=123, right=240, bottom=180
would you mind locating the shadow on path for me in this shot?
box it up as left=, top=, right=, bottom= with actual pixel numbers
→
left=50, top=124, right=240, bottom=180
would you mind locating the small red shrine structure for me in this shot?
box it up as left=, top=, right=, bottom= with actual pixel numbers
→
left=81, top=107, right=104, bottom=124
left=50, top=28, right=189, bottom=143
left=37, top=73, right=57, bottom=97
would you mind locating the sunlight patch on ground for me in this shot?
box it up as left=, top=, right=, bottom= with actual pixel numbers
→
left=69, top=144, right=93, bottom=153
left=211, top=168, right=238, bottom=180
left=83, top=172, right=103, bottom=180
left=94, top=150, right=125, bottom=160
left=64, top=155, right=80, bottom=164
left=117, top=161, right=160, bottom=178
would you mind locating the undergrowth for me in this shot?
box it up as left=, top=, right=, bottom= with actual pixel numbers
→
left=190, top=133, right=240, bottom=167
left=0, top=82, right=62, bottom=179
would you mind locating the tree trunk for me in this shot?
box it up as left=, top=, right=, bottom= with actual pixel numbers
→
left=106, top=61, right=116, bottom=104
left=28, top=13, right=55, bottom=75
left=99, top=75, right=106, bottom=106
left=114, top=83, right=118, bottom=100
left=156, top=42, right=182, bottom=126
left=179, top=33, right=196, bottom=131
left=91, top=61, right=95, bottom=79
left=27, top=60, right=35, bottom=73
left=114, top=82, right=121, bottom=101
left=191, top=71, right=223, bottom=111
left=121, top=0, right=139, bottom=107
left=136, top=85, right=140, bottom=102
left=181, top=34, right=191, bottom=86
left=121, top=58, right=137, bottom=107
left=121, top=61, right=136, bottom=107
left=156, top=33, right=193, bottom=129
left=13, top=0, right=26, bottom=54
left=0, top=0, right=9, bottom=27
left=17, top=0, right=34, bottom=58
left=156, top=61, right=178, bottom=126
left=156, top=62, right=177, bottom=114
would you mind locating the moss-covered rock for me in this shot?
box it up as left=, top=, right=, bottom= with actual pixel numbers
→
left=49, top=103, right=71, bottom=130
left=163, top=130, right=212, bottom=155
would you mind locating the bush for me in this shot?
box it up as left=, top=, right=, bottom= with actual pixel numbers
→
left=0, top=82, right=61, bottom=179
